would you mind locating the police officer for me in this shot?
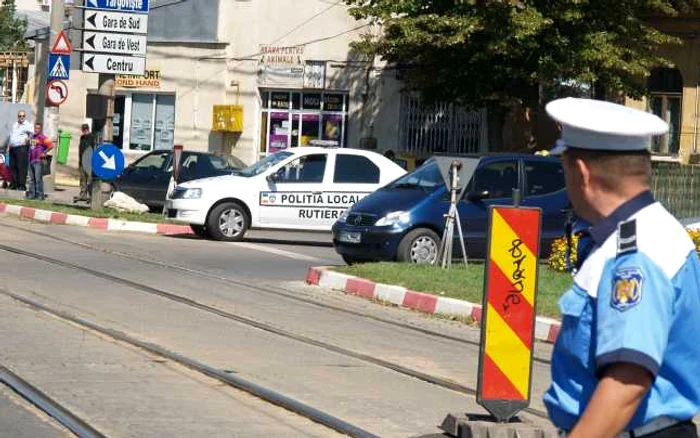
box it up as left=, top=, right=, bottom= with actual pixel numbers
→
left=543, top=97, right=700, bottom=438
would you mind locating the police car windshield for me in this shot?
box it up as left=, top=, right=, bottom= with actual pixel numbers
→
left=387, top=159, right=443, bottom=192
left=238, top=151, right=294, bottom=177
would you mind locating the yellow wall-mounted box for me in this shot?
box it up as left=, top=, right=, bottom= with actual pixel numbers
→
left=212, top=105, right=244, bottom=133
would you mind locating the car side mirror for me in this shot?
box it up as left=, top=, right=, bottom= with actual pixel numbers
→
left=466, top=190, right=490, bottom=202
left=266, top=172, right=279, bottom=183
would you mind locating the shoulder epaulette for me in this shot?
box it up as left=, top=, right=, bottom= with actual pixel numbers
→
left=617, top=218, right=638, bottom=256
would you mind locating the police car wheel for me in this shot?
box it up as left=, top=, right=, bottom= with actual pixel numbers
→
left=207, top=202, right=249, bottom=241
left=397, top=228, right=439, bottom=264
left=190, top=224, right=209, bottom=238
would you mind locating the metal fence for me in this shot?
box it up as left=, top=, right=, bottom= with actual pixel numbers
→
left=652, top=163, right=700, bottom=219
left=398, top=94, right=487, bottom=157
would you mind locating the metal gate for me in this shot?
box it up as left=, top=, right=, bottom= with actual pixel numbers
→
left=398, top=94, right=487, bottom=157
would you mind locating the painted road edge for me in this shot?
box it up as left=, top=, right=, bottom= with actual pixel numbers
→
left=0, top=202, right=193, bottom=236
left=305, top=266, right=561, bottom=344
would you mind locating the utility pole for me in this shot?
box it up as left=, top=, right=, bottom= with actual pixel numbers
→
left=43, top=0, right=65, bottom=193
left=90, top=74, right=114, bottom=210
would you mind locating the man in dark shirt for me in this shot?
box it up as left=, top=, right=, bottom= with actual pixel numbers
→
left=76, top=124, right=95, bottom=202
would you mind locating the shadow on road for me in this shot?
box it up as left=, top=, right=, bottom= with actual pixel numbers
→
left=164, top=234, right=334, bottom=248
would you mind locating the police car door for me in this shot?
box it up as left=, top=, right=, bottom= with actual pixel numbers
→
left=328, top=151, right=382, bottom=222
left=258, top=152, right=330, bottom=229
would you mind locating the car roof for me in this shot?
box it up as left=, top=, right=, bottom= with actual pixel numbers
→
left=431, top=152, right=561, bottom=162
left=285, top=147, right=385, bottom=157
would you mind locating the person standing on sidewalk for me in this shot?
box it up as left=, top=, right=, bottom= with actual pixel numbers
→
left=26, top=123, right=53, bottom=200
left=7, top=110, right=33, bottom=191
left=76, top=123, right=95, bottom=202
left=543, top=98, right=700, bottom=438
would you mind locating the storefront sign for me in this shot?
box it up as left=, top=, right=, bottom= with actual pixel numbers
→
left=0, top=52, right=29, bottom=68
left=259, top=45, right=305, bottom=87
left=260, top=45, right=304, bottom=65
left=116, top=69, right=161, bottom=88
left=324, top=94, right=343, bottom=112
left=302, top=93, right=321, bottom=110
left=304, top=61, right=326, bottom=89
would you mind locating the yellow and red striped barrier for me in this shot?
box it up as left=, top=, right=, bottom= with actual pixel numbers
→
left=477, top=206, right=541, bottom=421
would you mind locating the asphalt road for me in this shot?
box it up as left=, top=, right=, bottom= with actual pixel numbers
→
left=0, top=384, right=73, bottom=438
left=0, top=214, right=558, bottom=437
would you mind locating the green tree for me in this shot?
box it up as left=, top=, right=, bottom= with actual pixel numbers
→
left=346, top=0, right=699, bottom=149
left=0, top=0, right=27, bottom=51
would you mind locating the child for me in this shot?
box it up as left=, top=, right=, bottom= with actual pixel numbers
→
left=27, top=123, right=53, bottom=199
left=0, top=150, right=10, bottom=189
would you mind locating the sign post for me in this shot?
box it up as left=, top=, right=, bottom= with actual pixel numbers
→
left=80, top=0, right=149, bottom=209
left=43, top=0, right=69, bottom=193
left=476, top=206, right=541, bottom=422
left=90, top=142, right=125, bottom=210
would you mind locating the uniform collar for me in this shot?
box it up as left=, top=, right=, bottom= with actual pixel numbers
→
left=589, top=190, right=655, bottom=246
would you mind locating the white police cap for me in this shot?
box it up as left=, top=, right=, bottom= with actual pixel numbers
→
left=545, top=97, right=668, bottom=155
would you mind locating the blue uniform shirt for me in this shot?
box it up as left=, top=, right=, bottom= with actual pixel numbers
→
left=544, top=191, right=700, bottom=431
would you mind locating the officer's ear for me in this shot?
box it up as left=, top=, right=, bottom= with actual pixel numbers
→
left=574, top=157, right=593, bottom=190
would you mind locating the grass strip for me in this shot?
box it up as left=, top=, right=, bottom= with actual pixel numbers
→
left=0, top=198, right=173, bottom=224
left=333, top=262, right=572, bottom=319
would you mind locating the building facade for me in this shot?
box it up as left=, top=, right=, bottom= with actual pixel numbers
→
left=617, top=15, right=700, bottom=164
left=46, top=0, right=465, bottom=169
left=28, top=1, right=699, bottom=168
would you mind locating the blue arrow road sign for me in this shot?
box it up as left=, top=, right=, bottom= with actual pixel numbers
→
left=91, top=143, right=125, bottom=180
left=85, top=0, right=150, bottom=13
left=47, top=53, right=70, bottom=81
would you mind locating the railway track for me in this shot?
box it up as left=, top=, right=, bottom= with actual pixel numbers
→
left=1, top=365, right=106, bottom=438
left=1, top=224, right=554, bottom=366
left=0, top=237, right=551, bottom=423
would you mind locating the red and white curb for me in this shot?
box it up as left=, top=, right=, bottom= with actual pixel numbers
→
left=306, top=266, right=561, bottom=344
left=0, top=202, right=193, bottom=236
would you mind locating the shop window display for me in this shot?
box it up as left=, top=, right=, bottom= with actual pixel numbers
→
left=260, top=90, right=348, bottom=156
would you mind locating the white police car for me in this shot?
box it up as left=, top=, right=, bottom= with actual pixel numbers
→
left=163, top=147, right=406, bottom=241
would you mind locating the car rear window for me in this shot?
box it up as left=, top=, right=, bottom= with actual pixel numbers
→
left=334, top=154, right=380, bottom=184
left=524, top=160, right=565, bottom=196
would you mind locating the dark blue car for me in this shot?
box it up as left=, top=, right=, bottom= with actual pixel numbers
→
left=332, top=154, right=570, bottom=264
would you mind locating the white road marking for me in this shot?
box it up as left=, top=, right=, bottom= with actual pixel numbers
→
left=227, top=241, right=324, bottom=262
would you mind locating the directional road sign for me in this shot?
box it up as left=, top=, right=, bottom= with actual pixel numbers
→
left=83, top=31, right=147, bottom=56
left=91, top=143, right=125, bottom=180
left=46, top=80, right=68, bottom=105
left=84, top=10, right=148, bottom=34
left=85, top=0, right=150, bottom=13
left=83, top=53, right=145, bottom=75
left=47, top=53, right=70, bottom=80
left=51, top=30, right=72, bottom=54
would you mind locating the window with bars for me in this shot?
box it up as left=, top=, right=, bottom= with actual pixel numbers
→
left=0, top=65, right=28, bottom=103
left=398, top=94, right=486, bottom=156
left=648, top=67, right=683, bottom=156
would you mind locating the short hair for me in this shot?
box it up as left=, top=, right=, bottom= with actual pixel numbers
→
left=564, top=147, right=652, bottom=190
left=34, top=123, right=41, bottom=127
left=81, top=124, right=90, bottom=130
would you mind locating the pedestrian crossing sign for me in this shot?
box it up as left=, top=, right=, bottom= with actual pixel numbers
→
left=47, top=53, right=70, bottom=81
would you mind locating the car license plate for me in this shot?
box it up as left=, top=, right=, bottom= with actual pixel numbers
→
left=338, top=231, right=361, bottom=244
